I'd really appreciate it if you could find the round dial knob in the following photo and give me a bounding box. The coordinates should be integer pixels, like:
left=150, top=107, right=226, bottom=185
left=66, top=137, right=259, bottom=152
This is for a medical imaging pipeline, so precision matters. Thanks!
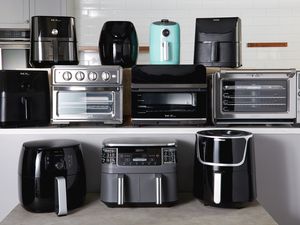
left=75, top=71, right=85, bottom=81
left=55, top=161, right=64, bottom=170
left=101, top=71, right=111, bottom=81
left=88, top=72, right=98, bottom=81
left=62, top=71, right=72, bottom=81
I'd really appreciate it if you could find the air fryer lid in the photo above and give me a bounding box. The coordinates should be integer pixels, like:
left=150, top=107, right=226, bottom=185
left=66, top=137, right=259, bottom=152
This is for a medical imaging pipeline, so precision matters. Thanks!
left=196, top=130, right=252, bottom=166
left=101, top=21, right=136, bottom=39
left=131, top=65, right=206, bottom=84
left=31, top=16, right=76, bottom=39
left=195, top=17, right=240, bottom=42
left=19, top=139, right=84, bottom=178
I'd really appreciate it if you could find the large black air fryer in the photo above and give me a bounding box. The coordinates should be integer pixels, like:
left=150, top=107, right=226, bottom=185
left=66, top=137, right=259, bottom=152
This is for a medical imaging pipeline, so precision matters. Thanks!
left=194, top=130, right=256, bottom=208
left=30, top=16, right=79, bottom=68
left=99, top=21, right=138, bottom=68
left=18, top=140, right=86, bottom=216
left=194, top=17, right=241, bottom=68
left=0, top=70, right=50, bottom=127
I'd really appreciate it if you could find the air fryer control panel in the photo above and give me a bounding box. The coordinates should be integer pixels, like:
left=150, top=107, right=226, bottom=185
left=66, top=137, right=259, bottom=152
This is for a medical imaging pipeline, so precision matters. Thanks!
left=102, top=147, right=176, bottom=166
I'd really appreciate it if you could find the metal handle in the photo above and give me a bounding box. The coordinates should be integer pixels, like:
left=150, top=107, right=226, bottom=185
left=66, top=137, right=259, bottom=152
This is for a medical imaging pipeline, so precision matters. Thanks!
left=21, top=97, right=29, bottom=120
left=162, top=41, right=169, bottom=61
left=117, top=174, right=124, bottom=205
left=155, top=174, right=162, bottom=205
left=211, top=42, right=219, bottom=62
left=55, top=176, right=68, bottom=216
left=213, top=172, right=222, bottom=204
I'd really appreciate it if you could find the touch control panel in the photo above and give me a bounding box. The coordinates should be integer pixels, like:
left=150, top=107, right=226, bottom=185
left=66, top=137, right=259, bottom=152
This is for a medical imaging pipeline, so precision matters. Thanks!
left=102, top=147, right=176, bottom=166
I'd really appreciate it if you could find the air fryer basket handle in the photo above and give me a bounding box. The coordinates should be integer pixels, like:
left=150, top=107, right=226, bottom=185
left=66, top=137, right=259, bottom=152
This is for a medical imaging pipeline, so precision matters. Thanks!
left=162, top=41, right=169, bottom=61
left=55, top=176, right=68, bottom=216
left=117, top=174, right=124, bottom=205
left=211, top=42, right=220, bottom=62
left=213, top=172, right=222, bottom=204
left=155, top=174, right=162, bottom=205
left=21, top=97, right=30, bottom=121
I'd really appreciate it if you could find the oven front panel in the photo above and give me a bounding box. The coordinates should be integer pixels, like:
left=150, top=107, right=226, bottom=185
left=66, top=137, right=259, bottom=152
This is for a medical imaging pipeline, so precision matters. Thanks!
left=214, top=72, right=296, bottom=122
left=132, top=89, right=206, bottom=119
left=52, top=87, right=122, bottom=124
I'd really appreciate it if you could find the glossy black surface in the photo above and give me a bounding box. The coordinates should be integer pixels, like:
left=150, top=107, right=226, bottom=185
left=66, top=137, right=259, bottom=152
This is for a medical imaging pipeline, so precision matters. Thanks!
left=131, top=65, right=207, bottom=123
left=18, top=139, right=86, bottom=212
left=30, top=16, right=79, bottom=68
left=194, top=130, right=256, bottom=208
left=99, top=21, right=138, bottom=68
left=0, top=70, right=50, bottom=127
left=194, top=17, right=241, bottom=67
left=132, top=65, right=206, bottom=84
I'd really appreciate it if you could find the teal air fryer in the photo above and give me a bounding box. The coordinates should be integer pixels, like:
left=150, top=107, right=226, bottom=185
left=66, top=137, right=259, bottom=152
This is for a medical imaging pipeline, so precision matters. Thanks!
left=150, top=19, right=180, bottom=64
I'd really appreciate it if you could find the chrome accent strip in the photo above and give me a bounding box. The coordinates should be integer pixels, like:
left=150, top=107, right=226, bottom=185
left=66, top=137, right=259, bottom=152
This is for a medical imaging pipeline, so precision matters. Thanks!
left=155, top=174, right=162, bottom=205
left=55, top=177, right=68, bottom=216
left=213, top=173, right=221, bottom=204
left=117, top=174, right=124, bottom=205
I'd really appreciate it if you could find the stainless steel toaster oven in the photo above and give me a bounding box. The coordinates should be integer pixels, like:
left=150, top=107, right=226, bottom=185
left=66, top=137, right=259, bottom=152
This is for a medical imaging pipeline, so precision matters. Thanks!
left=51, top=65, right=123, bottom=125
left=212, top=69, right=297, bottom=124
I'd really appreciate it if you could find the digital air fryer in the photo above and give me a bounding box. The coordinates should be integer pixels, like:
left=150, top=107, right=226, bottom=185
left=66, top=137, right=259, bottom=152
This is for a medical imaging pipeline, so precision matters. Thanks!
left=0, top=70, right=50, bottom=127
left=149, top=19, right=180, bottom=64
left=99, top=21, right=138, bottom=68
left=18, top=140, right=86, bottom=216
left=194, top=130, right=256, bottom=208
left=30, top=16, right=79, bottom=68
left=101, top=138, right=177, bottom=207
left=194, top=17, right=241, bottom=68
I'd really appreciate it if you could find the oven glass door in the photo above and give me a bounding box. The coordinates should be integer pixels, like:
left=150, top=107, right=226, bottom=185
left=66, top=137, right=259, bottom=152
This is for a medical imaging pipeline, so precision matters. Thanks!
left=55, top=91, right=116, bottom=119
left=132, top=90, right=206, bottom=118
left=221, top=80, right=288, bottom=112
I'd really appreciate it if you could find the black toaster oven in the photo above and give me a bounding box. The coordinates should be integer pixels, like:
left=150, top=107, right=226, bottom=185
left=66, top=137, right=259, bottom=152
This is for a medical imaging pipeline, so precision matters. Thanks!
left=131, top=65, right=207, bottom=125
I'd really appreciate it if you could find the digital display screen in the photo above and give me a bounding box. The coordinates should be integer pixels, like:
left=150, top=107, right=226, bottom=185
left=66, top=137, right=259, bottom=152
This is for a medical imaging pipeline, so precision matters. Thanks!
left=117, top=147, right=162, bottom=166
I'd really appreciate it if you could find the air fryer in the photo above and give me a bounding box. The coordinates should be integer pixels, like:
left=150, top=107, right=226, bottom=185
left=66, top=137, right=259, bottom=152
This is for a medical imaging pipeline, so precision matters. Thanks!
left=0, top=70, right=50, bottom=127
left=194, top=130, right=256, bottom=208
left=98, top=21, right=138, bottom=68
left=30, top=16, right=79, bottom=68
left=18, top=140, right=86, bottom=216
left=194, top=17, right=241, bottom=68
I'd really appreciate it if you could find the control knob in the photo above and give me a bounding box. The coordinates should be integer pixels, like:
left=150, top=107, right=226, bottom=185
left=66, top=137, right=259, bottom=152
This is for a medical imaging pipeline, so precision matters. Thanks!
left=88, top=72, right=98, bottom=81
left=101, top=71, right=111, bottom=81
left=75, top=71, right=85, bottom=81
left=62, top=71, right=72, bottom=81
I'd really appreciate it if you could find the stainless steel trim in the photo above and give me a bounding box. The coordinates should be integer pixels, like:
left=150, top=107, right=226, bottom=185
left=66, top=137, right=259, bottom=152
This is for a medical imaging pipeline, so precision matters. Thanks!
left=219, top=69, right=296, bottom=75
left=213, top=173, right=221, bottom=204
left=213, top=70, right=297, bottom=122
left=117, top=174, right=124, bottom=205
left=0, top=42, right=30, bottom=49
left=55, top=176, right=68, bottom=216
left=105, top=143, right=176, bottom=147
left=155, top=174, right=162, bottom=205
left=196, top=134, right=251, bottom=167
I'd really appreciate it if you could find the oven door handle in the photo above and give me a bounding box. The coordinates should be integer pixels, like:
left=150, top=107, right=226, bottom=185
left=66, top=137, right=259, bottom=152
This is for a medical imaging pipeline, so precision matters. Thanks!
left=52, top=86, right=120, bottom=92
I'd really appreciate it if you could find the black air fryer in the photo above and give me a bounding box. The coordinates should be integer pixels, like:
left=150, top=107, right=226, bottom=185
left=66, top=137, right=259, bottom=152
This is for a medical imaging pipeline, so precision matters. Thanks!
left=194, top=130, right=256, bottom=208
left=18, top=140, right=86, bottom=216
left=0, top=70, right=50, bottom=127
left=194, top=17, right=241, bottom=68
left=99, top=21, right=138, bottom=68
left=30, top=16, right=79, bottom=68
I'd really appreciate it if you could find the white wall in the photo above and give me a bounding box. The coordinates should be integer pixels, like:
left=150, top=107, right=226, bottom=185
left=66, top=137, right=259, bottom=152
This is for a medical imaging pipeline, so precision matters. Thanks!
left=75, top=0, right=300, bottom=68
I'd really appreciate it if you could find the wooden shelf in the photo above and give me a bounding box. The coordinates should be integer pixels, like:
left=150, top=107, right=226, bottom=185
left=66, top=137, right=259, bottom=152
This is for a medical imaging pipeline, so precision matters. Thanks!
left=247, top=42, right=288, bottom=48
